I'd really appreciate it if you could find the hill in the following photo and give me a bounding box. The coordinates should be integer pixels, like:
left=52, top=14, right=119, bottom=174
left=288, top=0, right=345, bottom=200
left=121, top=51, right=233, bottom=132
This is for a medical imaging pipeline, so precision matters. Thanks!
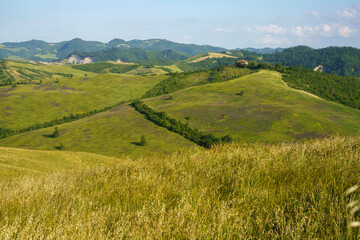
left=262, top=46, right=360, bottom=77
left=1, top=135, right=359, bottom=238
left=0, top=61, right=166, bottom=130
left=145, top=70, right=360, bottom=142
left=0, top=104, right=197, bottom=157
left=0, top=38, right=226, bottom=62
left=108, top=38, right=226, bottom=56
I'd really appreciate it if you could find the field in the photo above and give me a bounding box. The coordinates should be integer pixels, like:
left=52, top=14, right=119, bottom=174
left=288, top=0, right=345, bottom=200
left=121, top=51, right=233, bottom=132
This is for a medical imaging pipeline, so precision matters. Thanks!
left=0, top=147, right=118, bottom=179
left=145, top=70, right=360, bottom=142
left=1, top=136, right=359, bottom=238
left=0, top=62, right=167, bottom=130
left=0, top=104, right=197, bottom=157
left=188, top=52, right=237, bottom=63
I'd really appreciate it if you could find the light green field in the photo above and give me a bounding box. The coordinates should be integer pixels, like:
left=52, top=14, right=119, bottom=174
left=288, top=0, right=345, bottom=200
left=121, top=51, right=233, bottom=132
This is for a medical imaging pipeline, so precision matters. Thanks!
left=145, top=70, right=360, bottom=142
left=1, top=136, right=359, bottom=238
left=0, top=70, right=166, bottom=130
left=0, top=104, right=197, bottom=157
left=34, top=53, right=58, bottom=60
left=0, top=147, right=118, bottom=179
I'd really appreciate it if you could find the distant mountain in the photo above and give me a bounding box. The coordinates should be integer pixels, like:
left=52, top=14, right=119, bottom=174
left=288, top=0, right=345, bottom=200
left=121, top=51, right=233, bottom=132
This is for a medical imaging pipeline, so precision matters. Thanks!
left=242, top=47, right=284, bottom=54
left=262, top=46, right=360, bottom=77
left=0, top=38, right=226, bottom=62
left=72, top=48, right=188, bottom=64
left=111, top=39, right=227, bottom=56
left=54, top=38, right=107, bottom=59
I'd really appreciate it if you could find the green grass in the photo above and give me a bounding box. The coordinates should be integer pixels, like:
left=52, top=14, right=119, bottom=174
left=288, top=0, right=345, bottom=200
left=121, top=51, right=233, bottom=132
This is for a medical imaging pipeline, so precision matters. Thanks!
left=0, top=70, right=166, bottom=130
left=0, top=104, right=197, bottom=157
left=1, top=135, right=359, bottom=238
left=145, top=70, right=360, bottom=142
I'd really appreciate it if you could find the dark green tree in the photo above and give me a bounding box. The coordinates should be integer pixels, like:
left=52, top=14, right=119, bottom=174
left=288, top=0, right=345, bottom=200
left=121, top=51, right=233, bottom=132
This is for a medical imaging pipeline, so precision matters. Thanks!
left=52, top=127, right=60, bottom=138
left=139, top=135, right=147, bottom=146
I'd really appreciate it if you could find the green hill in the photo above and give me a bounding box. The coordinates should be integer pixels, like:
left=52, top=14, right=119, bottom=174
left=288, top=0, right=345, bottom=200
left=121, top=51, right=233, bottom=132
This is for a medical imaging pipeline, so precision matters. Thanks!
left=0, top=61, right=166, bottom=130
left=1, top=135, right=359, bottom=238
left=0, top=104, right=197, bottom=157
left=263, top=46, right=360, bottom=77
left=145, top=70, right=360, bottom=142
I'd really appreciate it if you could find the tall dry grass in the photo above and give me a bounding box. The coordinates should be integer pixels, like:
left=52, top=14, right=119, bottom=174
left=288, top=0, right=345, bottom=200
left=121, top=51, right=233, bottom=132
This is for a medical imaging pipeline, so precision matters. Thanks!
left=1, top=136, right=360, bottom=239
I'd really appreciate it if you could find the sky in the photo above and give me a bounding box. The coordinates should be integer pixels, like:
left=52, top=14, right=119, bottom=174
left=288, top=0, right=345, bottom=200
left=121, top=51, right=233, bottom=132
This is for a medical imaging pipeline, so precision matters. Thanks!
left=1, top=0, right=360, bottom=49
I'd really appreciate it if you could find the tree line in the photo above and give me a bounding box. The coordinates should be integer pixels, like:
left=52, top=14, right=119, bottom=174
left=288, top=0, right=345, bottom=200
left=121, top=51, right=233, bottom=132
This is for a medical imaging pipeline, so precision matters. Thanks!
left=131, top=100, right=232, bottom=148
left=0, top=101, right=126, bottom=139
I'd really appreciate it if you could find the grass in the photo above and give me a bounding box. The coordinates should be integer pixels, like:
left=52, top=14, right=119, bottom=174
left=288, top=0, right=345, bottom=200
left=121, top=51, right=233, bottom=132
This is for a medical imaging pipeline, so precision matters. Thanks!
left=0, top=135, right=359, bottom=238
left=0, top=147, right=118, bottom=179
left=145, top=70, right=360, bottom=142
left=189, top=52, right=237, bottom=63
left=0, top=68, right=166, bottom=130
left=0, top=104, right=197, bottom=157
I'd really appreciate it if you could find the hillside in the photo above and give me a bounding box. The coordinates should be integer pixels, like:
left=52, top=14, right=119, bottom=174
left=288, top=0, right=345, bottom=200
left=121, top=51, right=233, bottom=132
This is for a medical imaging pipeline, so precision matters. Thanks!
left=0, top=147, right=118, bottom=179
left=145, top=70, right=360, bottom=142
left=0, top=104, right=197, bottom=157
left=0, top=61, right=167, bottom=130
left=1, top=136, right=359, bottom=238
left=0, top=38, right=226, bottom=61
left=263, top=46, right=360, bottom=77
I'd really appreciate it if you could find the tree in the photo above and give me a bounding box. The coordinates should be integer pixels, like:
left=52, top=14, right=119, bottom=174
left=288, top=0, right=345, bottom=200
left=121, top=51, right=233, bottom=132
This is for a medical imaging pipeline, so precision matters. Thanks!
left=139, top=135, right=147, bottom=146
left=52, top=127, right=60, bottom=138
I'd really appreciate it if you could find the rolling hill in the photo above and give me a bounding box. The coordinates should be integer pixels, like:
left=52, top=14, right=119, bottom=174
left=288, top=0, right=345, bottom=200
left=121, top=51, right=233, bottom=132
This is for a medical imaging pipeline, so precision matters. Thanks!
left=0, top=104, right=197, bottom=157
left=0, top=61, right=167, bottom=130
left=145, top=70, right=360, bottom=142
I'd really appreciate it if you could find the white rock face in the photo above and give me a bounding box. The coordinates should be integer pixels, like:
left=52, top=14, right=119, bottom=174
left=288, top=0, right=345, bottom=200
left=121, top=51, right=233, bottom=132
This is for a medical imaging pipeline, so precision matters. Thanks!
left=64, top=55, right=95, bottom=64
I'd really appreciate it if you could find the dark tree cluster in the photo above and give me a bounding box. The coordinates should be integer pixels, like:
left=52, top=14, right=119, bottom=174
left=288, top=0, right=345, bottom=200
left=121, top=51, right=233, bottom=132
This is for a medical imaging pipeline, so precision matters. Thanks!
left=131, top=100, right=232, bottom=149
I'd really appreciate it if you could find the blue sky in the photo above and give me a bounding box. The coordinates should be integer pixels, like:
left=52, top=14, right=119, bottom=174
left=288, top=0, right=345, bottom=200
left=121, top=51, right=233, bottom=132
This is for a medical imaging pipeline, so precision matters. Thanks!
left=1, top=0, right=360, bottom=48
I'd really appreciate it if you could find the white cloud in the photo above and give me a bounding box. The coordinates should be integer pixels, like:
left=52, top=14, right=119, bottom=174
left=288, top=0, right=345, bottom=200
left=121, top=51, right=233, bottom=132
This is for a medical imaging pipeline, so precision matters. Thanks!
left=291, top=26, right=313, bottom=37
left=337, top=8, right=358, bottom=18
left=181, top=35, right=191, bottom=39
left=250, top=24, right=286, bottom=34
left=213, top=27, right=234, bottom=33
left=338, top=26, right=355, bottom=37
left=257, top=34, right=288, bottom=45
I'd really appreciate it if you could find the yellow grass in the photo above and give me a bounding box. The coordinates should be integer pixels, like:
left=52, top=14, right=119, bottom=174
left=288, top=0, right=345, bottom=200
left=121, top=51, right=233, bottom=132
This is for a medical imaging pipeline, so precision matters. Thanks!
left=190, top=52, right=237, bottom=63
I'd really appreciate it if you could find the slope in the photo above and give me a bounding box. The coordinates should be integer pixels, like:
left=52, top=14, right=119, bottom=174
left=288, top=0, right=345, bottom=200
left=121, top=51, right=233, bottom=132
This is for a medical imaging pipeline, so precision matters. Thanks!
left=0, top=61, right=167, bottom=130
left=0, top=147, right=118, bottom=179
left=1, top=136, right=359, bottom=238
left=0, top=104, right=197, bottom=157
left=145, top=70, right=360, bottom=142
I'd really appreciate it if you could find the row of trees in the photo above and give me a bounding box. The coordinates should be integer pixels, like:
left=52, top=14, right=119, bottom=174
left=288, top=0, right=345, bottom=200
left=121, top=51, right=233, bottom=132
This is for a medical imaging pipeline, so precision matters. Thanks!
left=0, top=101, right=126, bottom=139
left=131, top=100, right=232, bottom=148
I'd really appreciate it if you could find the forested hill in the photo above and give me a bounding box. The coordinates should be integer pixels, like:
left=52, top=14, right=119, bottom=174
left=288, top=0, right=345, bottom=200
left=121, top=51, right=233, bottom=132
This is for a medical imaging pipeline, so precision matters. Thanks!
left=262, top=46, right=360, bottom=77
left=73, top=48, right=188, bottom=64
left=0, top=38, right=225, bottom=62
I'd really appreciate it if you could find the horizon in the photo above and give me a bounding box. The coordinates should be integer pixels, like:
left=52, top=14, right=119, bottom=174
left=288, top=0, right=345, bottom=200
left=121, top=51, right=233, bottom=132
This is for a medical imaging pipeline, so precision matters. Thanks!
left=1, top=0, right=360, bottom=49
left=1, top=37, right=359, bottom=50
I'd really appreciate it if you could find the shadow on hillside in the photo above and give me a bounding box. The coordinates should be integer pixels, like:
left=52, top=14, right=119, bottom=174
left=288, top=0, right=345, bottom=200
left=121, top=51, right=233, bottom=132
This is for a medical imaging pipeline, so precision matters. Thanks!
left=42, top=134, right=54, bottom=138
left=130, top=141, right=141, bottom=146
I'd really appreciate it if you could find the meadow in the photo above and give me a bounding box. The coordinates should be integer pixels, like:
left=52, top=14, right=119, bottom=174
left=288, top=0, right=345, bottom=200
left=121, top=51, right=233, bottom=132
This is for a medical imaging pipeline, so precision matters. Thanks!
left=0, top=104, right=197, bottom=157
left=146, top=70, right=360, bottom=142
left=1, top=136, right=359, bottom=238
left=0, top=62, right=166, bottom=130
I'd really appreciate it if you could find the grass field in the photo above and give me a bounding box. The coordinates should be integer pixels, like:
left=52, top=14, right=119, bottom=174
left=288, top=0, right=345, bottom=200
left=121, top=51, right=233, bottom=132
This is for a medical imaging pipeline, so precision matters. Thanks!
left=0, top=69, right=167, bottom=130
left=189, top=52, right=237, bottom=63
left=0, top=104, right=197, bottom=157
left=145, top=70, right=360, bottom=142
left=0, top=147, right=118, bottom=179
left=1, top=135, right=359, bottom=238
